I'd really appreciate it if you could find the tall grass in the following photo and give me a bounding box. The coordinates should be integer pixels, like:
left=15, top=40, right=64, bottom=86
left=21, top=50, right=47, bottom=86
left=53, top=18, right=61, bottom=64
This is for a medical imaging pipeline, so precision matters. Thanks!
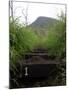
left=10, top=13, right=66, bottom=65
left=41, top=13, right=66, bottom=58
left=10, top=18, right=39, bottom=65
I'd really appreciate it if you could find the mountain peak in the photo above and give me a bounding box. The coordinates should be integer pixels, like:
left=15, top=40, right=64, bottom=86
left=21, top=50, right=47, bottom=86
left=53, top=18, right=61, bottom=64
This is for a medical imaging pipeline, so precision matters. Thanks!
left=30, top=16, right=57, bottom=28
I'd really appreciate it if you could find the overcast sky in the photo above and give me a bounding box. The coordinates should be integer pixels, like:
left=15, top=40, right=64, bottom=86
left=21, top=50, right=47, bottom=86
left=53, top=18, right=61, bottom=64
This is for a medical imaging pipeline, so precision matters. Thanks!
left=11, top=0, right=66, bottom=24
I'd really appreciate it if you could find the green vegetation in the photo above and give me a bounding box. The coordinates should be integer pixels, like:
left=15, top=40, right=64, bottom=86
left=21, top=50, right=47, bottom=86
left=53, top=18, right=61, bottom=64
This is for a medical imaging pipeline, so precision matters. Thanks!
left=10, top=13, right=66, bottom=64
left=10, top=18, right=40, bottom=65
left=42, top=14, right=66, bottom=58
left=10, top=12, right=66, bottom=88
